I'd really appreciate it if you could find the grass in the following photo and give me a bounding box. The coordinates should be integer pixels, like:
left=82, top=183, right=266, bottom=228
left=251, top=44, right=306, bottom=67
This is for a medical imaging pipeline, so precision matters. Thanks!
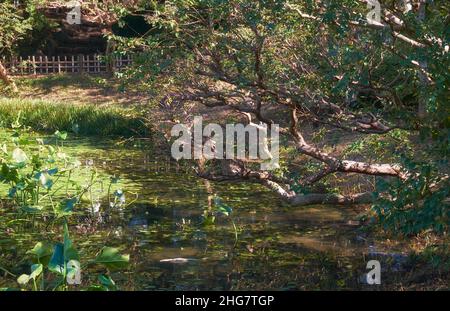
left=0, top=97, right=150, bottom=137
left=2, top=74, right=152, bottom=106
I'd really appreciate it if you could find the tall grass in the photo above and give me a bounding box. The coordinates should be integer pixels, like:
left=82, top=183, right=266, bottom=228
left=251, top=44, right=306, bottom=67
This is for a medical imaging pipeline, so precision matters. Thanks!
left=0, top=98, right=150, bottom=137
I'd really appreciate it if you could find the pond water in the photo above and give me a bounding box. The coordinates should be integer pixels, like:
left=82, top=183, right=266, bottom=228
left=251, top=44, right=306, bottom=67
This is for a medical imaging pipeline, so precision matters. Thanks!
left=0, top=133, right=408, bottom=290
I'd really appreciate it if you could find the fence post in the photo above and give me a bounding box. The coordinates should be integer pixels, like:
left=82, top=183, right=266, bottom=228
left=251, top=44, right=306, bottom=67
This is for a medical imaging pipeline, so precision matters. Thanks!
left=78, top=54, right=84, bottom=74
left=19, top=56, right=23, bottom=75
left=11, top=56, right=17, bottom=74
left=39, top=56, right=43, bottom=74
left=32, top=56, right=36, bottom=75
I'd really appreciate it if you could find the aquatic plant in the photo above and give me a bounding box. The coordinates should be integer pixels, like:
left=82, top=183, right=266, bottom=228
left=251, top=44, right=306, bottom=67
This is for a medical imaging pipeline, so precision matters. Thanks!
left=18, top=222, right=129, bottom=291
left=0, top=125, right=130, bottom=290
left=202, top=196, right=239, bottom=244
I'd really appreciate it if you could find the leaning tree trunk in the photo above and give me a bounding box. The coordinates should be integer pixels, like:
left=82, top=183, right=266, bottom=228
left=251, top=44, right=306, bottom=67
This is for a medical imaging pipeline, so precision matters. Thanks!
left=0, top=60, right=18, bottom=92
left=261, top=180, right=374, bottom=206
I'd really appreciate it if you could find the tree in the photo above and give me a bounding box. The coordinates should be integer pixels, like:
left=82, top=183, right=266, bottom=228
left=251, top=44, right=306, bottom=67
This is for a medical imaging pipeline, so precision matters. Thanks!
left=113, top=0, right=449, bottom=233
left=0, top=1, right=34, bottom=91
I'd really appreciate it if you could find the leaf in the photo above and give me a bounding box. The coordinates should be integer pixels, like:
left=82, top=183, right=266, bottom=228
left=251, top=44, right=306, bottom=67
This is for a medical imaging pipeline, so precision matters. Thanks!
left=27, top=241, right=53, bottom=265
left=12, top=148, right=28, bottom=164
left=7, top=187, right=16, bottom=198
left=17, top=274, right=30, bottom=285
left=48, top=243, right=64, bottom=274
left=29, top=264, right=43, bottom=279
left=47, top=168, right=58, bottom=176
left=98, top=274, right=116, bottom=290
left=48, top=225, right=79, bottom=275
left=202, top=214, right=215, bottom=226
left=63, top=222, right=79, bottom=261
left=17, top=264, right=42, bottom=285
left=56, top=197, right=77, bottom=217
left=214, top=197, right=232, bottom=216
left=35, top=172, right=52, bottom=189
left=21, top=205, right=44, bottom=214
left=94, top=247, right=129, bottom=270
left=54, top=131, right=68, bottom=140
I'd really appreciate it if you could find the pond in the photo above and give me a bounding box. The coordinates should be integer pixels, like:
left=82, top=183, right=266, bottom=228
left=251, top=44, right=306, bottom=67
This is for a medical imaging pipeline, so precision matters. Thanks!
left=0, top=132, right=408, bottom=290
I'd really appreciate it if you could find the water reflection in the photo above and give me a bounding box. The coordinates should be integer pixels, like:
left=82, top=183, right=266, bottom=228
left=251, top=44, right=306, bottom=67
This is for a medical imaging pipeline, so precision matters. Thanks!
left=0, top=137, right=410, bottom=290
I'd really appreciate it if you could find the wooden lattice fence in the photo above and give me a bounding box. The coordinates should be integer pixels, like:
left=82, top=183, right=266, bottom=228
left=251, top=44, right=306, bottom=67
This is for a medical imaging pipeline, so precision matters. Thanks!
left=1, top=54, right=133, bottom=75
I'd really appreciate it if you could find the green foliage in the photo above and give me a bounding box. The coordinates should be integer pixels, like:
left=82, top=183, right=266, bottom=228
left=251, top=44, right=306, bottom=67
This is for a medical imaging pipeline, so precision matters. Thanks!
left=373, top=159, right=449, bottom=235
left=94, top=247, right=130, bottom=270
left=108, top=0, right=449, bottom=236
left=201, top=196, right=239, bottom=243
left=18, top=231, right=130, bottom=290
left=27, top=241, right=53, bottom=266
left=0, top=2, right=33, bottom=54
left=0, top=126, right=130, bottom=290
